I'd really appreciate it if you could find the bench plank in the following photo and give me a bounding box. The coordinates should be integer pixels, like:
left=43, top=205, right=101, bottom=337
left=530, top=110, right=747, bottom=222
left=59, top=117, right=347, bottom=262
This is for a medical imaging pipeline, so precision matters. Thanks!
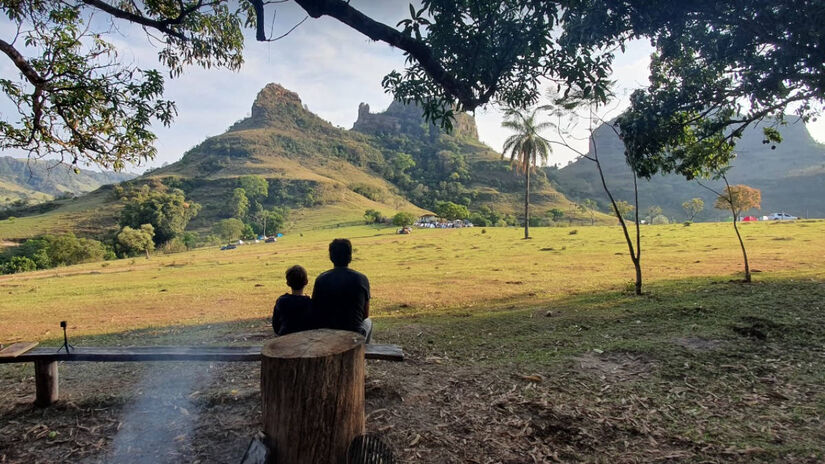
left=0, top=344, right=404, bottom=363
left=0, top=342, right=38, bottom=358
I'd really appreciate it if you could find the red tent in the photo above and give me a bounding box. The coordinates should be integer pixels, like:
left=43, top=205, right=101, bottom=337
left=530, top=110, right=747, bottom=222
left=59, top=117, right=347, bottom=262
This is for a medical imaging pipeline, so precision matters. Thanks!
left=742, top=216, right=758, bottom=222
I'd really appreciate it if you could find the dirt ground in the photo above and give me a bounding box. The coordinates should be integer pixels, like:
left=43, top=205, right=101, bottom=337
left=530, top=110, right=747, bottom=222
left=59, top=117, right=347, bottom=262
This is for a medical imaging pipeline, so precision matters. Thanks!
left=3, top=339, right=820, bottom=464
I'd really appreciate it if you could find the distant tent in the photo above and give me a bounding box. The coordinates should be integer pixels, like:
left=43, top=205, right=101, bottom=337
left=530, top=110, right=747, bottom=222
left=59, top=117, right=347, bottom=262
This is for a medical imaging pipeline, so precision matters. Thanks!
left=742, top=216, right=758, bottom=222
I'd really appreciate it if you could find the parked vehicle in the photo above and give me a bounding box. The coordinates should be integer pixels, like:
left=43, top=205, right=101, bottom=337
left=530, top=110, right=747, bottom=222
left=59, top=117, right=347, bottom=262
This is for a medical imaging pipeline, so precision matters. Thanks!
left=265, top=236, right=277, bottom=243
left=220, top=244, right=237, bottom=250
left=766, top=212, right=797, bottom=221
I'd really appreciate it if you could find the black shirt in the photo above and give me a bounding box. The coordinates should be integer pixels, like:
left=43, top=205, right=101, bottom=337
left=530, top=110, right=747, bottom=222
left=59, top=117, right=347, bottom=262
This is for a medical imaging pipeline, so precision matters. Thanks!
left=311, top=267, right=370, bottom=333
left=272, top=293, right=312, bottom=336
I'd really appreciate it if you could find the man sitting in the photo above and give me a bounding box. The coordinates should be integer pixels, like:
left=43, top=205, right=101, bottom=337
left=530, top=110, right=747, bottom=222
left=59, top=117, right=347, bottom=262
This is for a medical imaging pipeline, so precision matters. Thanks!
left=311, top=238, right=373, bottom=342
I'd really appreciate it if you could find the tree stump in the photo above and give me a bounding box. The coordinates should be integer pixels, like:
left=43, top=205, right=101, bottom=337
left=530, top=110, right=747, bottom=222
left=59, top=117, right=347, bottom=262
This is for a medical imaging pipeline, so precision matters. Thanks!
left=261, top=329, right=365, bottom=464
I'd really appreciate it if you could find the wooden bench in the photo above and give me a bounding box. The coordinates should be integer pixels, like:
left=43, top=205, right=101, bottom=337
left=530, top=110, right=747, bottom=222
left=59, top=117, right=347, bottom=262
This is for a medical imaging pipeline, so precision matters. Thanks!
left=0, top=344, right=404, bottom=407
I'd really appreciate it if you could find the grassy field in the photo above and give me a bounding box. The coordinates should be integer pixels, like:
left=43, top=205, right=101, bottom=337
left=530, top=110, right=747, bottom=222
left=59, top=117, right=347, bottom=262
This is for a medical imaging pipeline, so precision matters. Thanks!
left=1, top=220, right=823, bottom=342
left=1, top=220, right=824, bottom=462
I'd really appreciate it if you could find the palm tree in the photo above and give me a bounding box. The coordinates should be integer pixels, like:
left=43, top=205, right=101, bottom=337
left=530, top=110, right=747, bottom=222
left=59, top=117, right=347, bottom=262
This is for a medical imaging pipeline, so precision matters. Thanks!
left=501, top=107, right=552, bottom=239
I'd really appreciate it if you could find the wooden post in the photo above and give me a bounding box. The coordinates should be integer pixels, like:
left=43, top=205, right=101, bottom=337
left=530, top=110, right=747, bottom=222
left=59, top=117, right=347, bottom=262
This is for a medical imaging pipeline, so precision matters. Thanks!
left=261, top=329, right=365, bottom=464
left=34, top=360, right=58, bottom=407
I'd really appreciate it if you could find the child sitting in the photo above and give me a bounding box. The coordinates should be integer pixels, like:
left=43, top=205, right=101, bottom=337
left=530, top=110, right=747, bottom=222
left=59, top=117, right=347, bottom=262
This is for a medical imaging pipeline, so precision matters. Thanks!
left=272, top=265, right=313, bottom=336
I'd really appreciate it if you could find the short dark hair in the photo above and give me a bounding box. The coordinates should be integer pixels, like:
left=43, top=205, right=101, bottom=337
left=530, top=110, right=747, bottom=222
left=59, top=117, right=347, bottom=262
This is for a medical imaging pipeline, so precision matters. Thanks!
left=329, top=238, right=352, bottom=267
left=285, top=265, right=308, bottom=290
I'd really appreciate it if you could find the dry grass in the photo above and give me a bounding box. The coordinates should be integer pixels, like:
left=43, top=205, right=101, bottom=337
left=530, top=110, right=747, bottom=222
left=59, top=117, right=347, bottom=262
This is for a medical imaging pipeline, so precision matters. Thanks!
left=1, top=220, right=823, bottom=344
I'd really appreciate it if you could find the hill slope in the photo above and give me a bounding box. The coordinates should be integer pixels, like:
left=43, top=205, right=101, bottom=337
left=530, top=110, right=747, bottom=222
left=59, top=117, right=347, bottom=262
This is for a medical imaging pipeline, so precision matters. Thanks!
left=549, top=119, right=825, bottom=220
left=0, top=157, right=135, bottom=208
left=352, top=100, right=607, bottom=224
left=1, top=83, right=611, bottom=242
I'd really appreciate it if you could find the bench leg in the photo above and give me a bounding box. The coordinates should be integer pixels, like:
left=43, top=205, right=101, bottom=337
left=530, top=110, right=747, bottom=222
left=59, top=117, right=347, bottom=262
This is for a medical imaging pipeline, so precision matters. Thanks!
left=34, top=360, right=58, bottom=407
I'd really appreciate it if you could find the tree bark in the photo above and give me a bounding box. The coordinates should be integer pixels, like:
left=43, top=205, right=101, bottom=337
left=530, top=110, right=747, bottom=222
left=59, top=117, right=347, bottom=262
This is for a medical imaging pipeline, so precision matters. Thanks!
left=261, top=329, right=365, bottom=464
left=34, top=360, right=58, bottom=407
left=732, top=215, right=750, bottom=282
left=524, top=168, right=530, bottom=239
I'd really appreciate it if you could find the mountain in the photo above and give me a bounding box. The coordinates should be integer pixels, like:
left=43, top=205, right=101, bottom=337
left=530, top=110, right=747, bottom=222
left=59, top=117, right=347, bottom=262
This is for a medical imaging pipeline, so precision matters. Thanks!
left=1, top=83, right=611, bottom=242
left=351, top=100, right=594, bottom=223
left=0, top=157, right=136, bottom=208
left=549, top=119, right=825, bottom=220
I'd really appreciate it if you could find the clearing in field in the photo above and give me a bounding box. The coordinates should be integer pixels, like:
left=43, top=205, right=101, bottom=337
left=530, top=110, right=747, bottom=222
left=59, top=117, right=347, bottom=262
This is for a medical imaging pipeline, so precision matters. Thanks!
left=1, top=221, right=824, bottom=462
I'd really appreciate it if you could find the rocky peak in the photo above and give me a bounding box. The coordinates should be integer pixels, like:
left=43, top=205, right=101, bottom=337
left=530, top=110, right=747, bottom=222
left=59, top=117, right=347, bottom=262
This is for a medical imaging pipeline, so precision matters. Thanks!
left=229, top=83, right=320, bottom=132
left=352, top=100, right=479, bottom=140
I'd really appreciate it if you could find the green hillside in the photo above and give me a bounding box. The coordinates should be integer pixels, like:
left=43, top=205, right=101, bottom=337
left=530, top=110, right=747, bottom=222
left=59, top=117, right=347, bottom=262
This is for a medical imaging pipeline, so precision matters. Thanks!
left=549, top=118, right=825, bottom=220
left=352, top=100, right=602, bottom=223
left=0, top=157, right=135, bottom=209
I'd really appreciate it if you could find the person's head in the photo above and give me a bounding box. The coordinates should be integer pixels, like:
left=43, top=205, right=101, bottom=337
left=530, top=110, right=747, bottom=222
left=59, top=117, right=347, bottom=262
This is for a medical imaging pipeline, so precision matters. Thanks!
left=285, top=265, right=308, bottom=291
left=329, top=238, right=352, bottom=267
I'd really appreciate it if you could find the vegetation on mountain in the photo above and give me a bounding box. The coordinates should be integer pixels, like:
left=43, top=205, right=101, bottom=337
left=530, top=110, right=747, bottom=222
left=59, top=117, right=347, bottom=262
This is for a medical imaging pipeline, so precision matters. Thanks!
left=117, top=184, right=201, bottom=245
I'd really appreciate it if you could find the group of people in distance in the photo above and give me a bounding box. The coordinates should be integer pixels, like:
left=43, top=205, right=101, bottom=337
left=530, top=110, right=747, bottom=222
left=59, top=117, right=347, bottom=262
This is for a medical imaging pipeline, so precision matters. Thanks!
left=272, top=238, right=373, bottom=342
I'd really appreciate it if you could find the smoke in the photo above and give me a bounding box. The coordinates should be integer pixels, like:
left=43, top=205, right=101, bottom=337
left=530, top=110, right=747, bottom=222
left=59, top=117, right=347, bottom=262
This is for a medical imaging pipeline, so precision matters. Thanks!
left=101, top=362, right=203, bottom=463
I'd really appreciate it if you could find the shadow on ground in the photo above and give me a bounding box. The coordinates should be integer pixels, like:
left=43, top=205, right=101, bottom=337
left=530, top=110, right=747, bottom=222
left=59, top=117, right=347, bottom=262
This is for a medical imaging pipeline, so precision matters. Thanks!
left=2, top=275, right=824, bottom=463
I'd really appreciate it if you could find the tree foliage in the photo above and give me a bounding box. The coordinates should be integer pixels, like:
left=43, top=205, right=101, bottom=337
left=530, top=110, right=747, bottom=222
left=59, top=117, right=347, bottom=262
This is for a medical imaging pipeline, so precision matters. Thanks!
left=0, top=0, right=616, bottom=168
left=119, top=185, right=201, bottom=244
left=364, top=209, right=384, bottom=224
left=566, top=0, right=825, bottom=179
left=392, top=212, right=417, bottom=227
left=239, top=175, right=268, bottom=200
left=714, top=185, right=761, bottom=217
left=434, top=201, right=469, bottom=220
left=682, top=198, right=704, bottom=222
left=213, top=218, right=245, bottom=242
left=612, top=200, right=634, bottom=219
left=228, top=188, right=249, bottom=219
left=117, top=224, right=156, bottom=257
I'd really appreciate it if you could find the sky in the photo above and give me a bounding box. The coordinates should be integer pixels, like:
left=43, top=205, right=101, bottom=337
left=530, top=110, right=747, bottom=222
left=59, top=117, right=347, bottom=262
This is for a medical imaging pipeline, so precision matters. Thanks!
left=1, top=1, right=824, bottom=173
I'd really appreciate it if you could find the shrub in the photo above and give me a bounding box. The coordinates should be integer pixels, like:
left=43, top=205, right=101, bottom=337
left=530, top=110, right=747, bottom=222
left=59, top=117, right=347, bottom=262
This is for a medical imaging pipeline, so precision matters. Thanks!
left=160, top=238, right=188, bottom=254
left=651, top=214, right=671, bottom=225
left=392, top=212, right=417, bottom=227
left=3, top=256, right=36, bottom=274
left=569, top=229, right=578, bottom=235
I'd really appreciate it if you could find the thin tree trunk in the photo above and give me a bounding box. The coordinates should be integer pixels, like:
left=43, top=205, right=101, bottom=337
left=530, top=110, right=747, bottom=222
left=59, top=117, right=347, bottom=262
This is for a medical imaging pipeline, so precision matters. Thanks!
left=524, top=167, right=530, bottom=239
left=722, top=176, right=750, bottom=282
left=592, top=139, right=642, bottom=295
left=632, top=172, right=642, bottom=295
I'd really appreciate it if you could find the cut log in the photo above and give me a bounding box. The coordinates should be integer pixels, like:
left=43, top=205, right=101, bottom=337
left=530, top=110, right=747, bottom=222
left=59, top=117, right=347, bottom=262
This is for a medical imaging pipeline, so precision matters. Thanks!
left=34, top=360, right=58, bottom=407
left=261, top=329, right=365, bottom=464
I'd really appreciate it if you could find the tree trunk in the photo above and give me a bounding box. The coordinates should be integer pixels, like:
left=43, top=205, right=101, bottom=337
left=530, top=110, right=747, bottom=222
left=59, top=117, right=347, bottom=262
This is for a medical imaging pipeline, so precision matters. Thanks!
left=633, top=257, right=642, bottom=295
left=524, top=168, right=530, bottom=239
left=732, top=217, right=751, bottom=282
left=261, top=329, right=365, bottom=464
left=34, top=360, right=58, bottom=407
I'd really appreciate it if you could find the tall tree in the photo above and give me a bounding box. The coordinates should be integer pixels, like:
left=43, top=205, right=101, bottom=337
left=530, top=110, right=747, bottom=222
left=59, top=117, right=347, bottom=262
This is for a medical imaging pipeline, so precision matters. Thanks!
left=0, top=1, right=614, bottom=169
left=706, top=179, right=761, bottom=282
left=501, top=107, right=552, bottom=239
